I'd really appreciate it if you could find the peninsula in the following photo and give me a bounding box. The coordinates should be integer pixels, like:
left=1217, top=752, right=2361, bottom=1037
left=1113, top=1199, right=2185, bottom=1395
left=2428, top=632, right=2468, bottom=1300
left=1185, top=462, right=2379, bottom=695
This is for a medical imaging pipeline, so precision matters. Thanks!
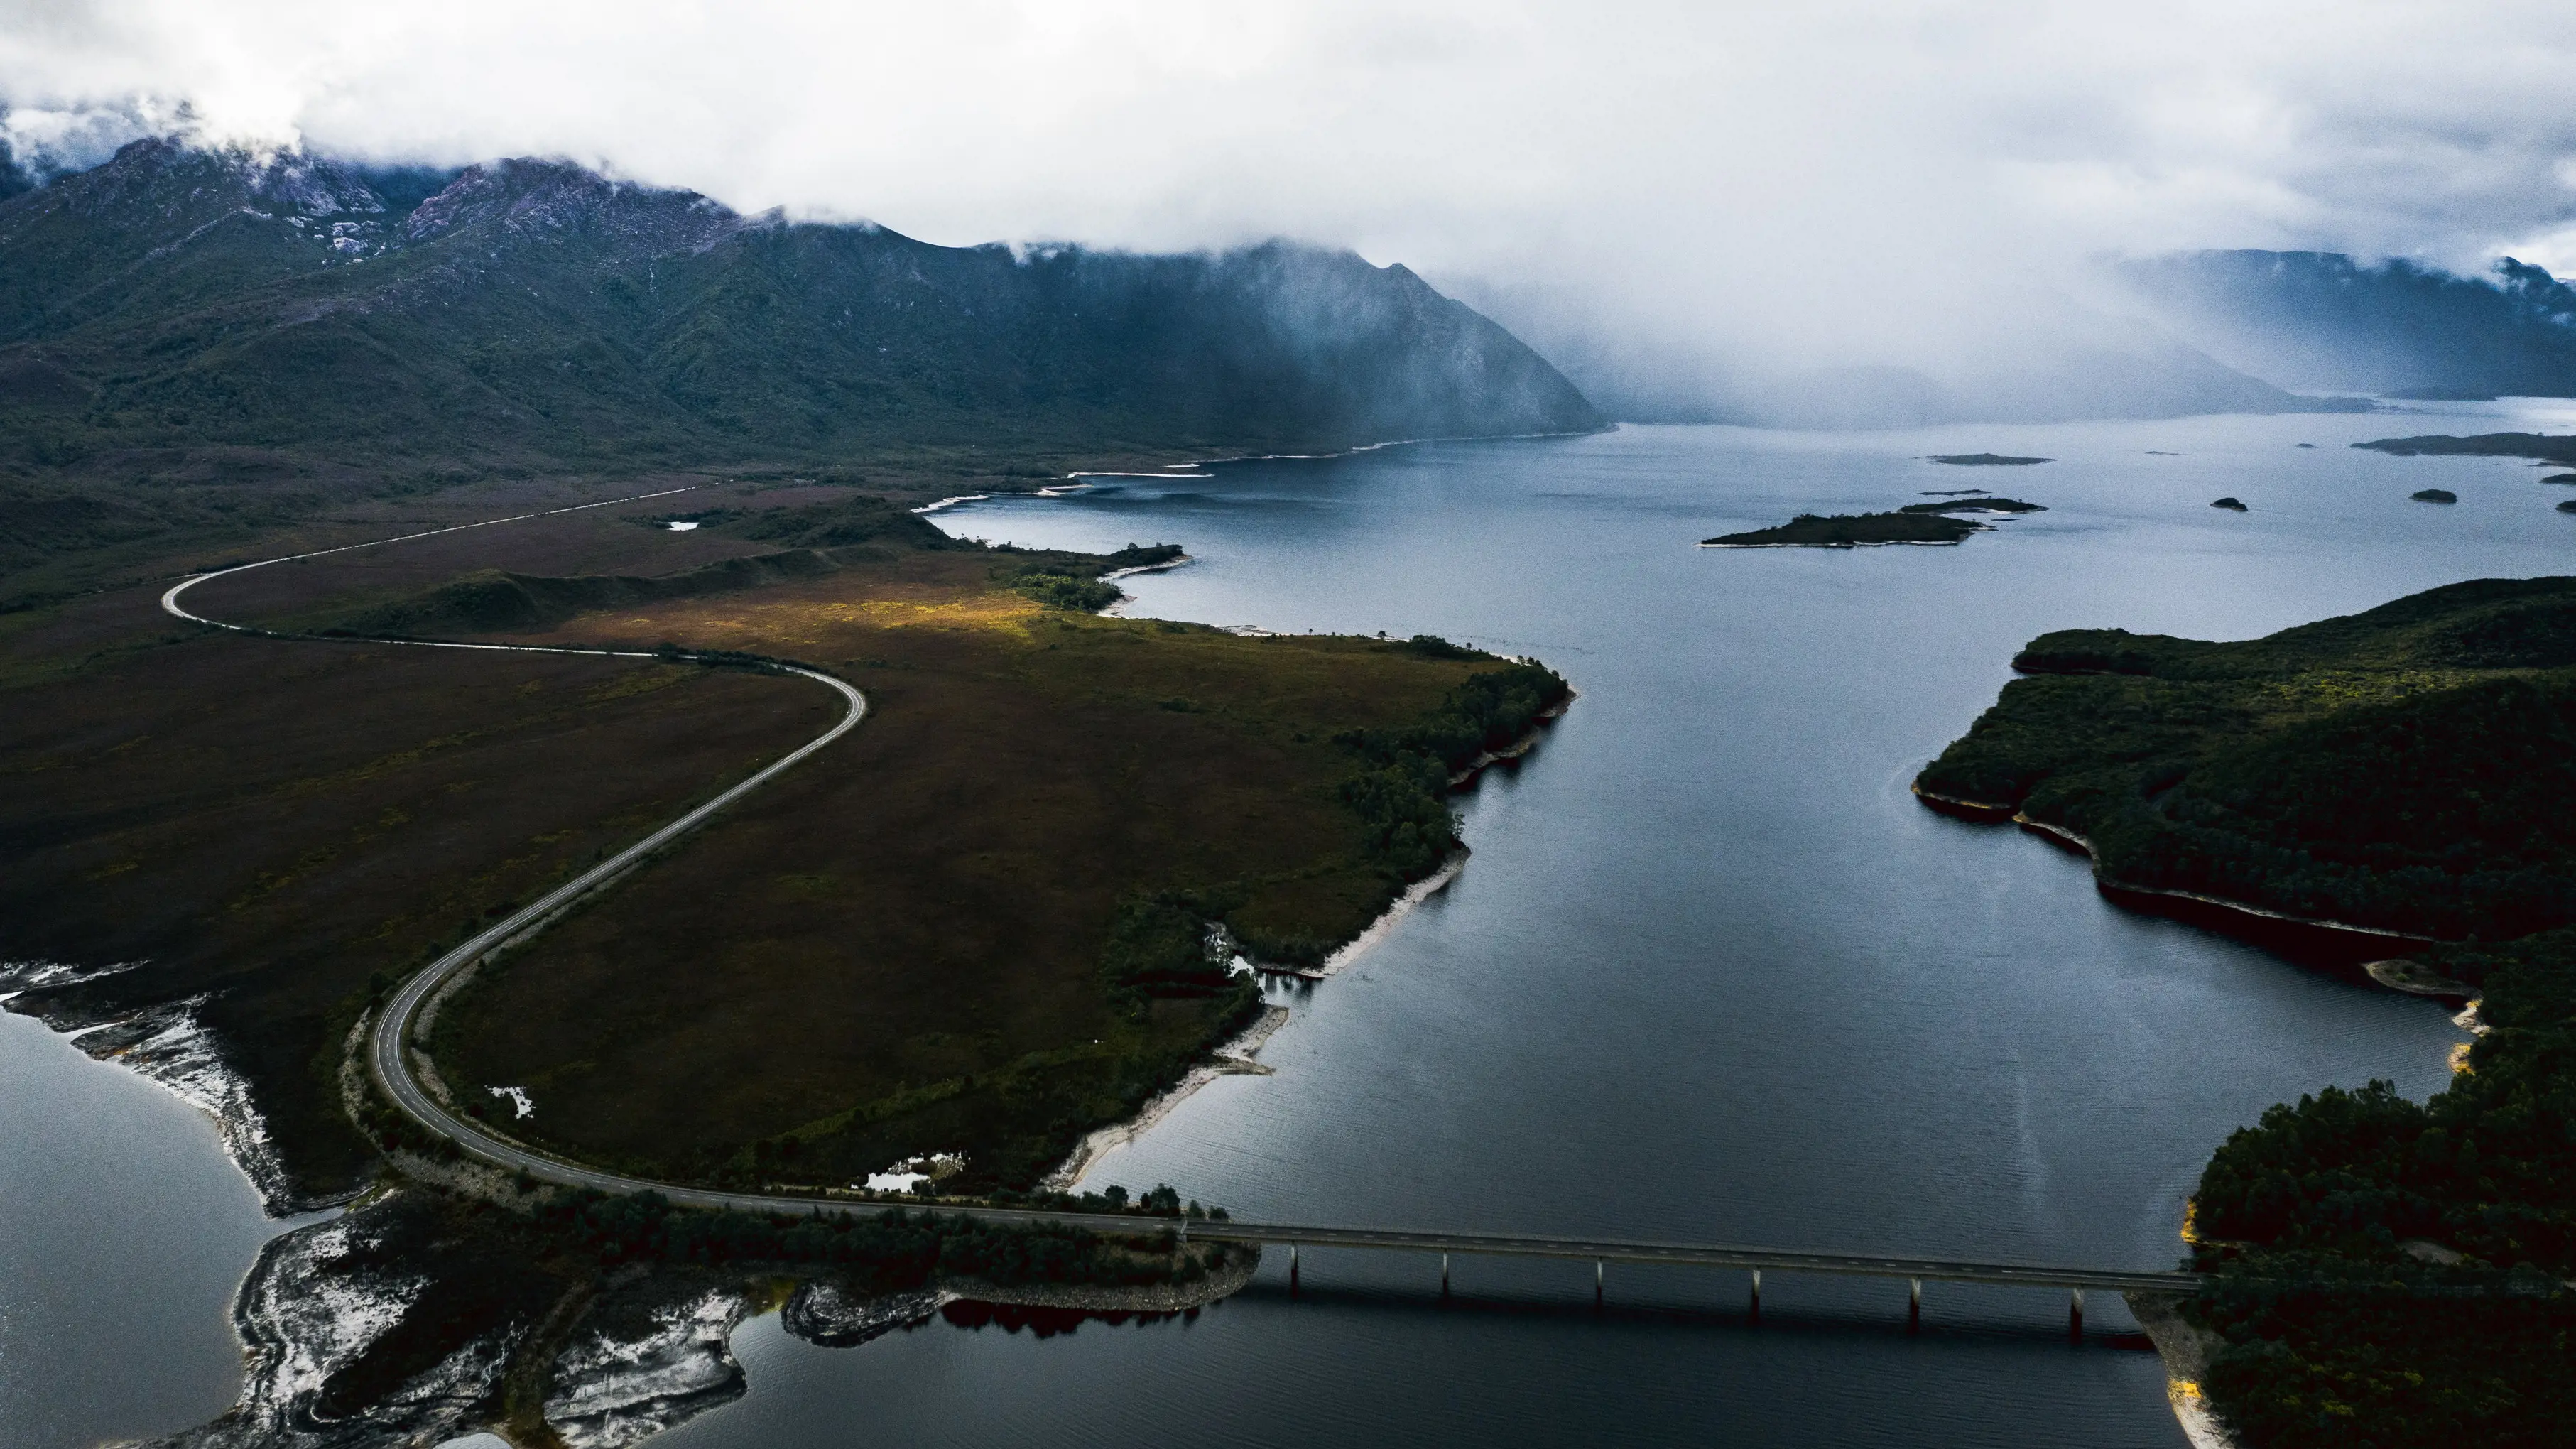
left=1916, top=577, right=2576, bottom=1445
left=1, top=481, right=1570, bottom=1443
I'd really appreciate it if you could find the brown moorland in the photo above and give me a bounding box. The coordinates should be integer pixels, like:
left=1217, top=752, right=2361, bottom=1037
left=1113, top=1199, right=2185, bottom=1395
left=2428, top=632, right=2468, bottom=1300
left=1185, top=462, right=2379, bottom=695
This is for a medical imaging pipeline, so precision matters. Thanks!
left=0, top=612, right=831, bottom=1198
left=423, top=545, right=1528, bottom=1193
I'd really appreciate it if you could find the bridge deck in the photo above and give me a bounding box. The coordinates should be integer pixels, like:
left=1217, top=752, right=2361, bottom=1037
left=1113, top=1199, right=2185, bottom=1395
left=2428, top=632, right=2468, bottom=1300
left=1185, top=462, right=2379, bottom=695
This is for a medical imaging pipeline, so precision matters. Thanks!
left=1187, top=1220, right=2200, bottom=1294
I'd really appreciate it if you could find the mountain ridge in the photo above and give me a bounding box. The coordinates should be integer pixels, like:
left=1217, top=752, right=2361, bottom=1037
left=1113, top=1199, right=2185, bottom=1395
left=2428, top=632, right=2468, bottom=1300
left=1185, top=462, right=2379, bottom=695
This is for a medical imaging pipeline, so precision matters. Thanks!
left=2120, top=249, right=2576, bottom=400
left=0, top=139, right=1603, bottom=492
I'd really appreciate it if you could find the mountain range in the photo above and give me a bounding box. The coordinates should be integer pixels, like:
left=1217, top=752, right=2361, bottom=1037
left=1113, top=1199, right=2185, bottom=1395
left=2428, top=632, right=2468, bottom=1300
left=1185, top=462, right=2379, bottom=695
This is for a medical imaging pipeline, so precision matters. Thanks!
left=0, top=139, right=1602, bottom=493
left=2118, top=250, right=2576, bottom=401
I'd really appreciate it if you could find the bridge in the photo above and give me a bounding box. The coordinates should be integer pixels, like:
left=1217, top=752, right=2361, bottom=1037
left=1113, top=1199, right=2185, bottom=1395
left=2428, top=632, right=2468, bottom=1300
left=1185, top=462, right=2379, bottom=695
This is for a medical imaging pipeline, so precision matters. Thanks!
left=1180, top=1219, right=2195, bottom=1333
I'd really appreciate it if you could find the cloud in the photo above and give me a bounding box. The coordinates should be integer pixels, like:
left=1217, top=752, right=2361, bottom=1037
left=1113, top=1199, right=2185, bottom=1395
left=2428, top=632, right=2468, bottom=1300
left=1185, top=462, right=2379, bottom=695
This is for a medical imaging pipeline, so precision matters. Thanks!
left=5, top=0, right=2576, bottom=391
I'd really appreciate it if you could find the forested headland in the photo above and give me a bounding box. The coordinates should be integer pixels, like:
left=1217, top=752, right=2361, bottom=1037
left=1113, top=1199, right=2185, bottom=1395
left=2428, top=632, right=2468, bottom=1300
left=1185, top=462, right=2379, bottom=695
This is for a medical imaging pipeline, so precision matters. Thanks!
left=1918, top=577, right=2576, bottom=1446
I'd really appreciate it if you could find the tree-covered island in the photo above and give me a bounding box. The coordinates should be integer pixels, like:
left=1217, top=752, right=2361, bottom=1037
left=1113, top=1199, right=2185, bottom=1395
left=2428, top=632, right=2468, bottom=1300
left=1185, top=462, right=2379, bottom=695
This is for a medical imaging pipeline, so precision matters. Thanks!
left=1702, top=497, right=2043, bottom=548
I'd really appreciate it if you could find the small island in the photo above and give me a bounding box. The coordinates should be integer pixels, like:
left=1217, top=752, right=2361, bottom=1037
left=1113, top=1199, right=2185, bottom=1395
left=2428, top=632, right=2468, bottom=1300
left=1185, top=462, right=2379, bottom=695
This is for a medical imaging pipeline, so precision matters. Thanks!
left=2355, top=431, right=2576, bottom=463
left=2211, top=496, right=2249, bottom=511
left=1702, top=511, right=1984, bottom=547
left=1928, top=452, right=2052, bottom=465
left=2412, top=487, right=2459, bottom=503
left=1702, top=496, right=2043, bottom=548
left=1898, top=496, right=2044, bottom=514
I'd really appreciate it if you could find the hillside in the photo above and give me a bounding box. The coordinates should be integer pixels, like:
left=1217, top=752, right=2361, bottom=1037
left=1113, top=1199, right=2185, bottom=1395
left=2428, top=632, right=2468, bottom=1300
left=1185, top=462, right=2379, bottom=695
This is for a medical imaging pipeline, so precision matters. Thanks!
left=0, top=139, right=1600, bottom=585
left=2122, top=250, right=2576, bottom=400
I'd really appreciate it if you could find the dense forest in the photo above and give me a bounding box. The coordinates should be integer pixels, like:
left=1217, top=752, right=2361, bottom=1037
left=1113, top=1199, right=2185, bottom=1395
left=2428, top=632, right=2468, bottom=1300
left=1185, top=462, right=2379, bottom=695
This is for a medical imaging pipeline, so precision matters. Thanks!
left=1918, top=577, right=2576, bottom=1445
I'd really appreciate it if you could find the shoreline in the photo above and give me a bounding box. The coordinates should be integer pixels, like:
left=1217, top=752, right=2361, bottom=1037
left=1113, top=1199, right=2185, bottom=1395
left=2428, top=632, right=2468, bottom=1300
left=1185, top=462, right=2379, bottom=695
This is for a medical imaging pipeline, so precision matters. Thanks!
left=1908, top=791, right=2444, bottom=967
left=2124, top=1292, right=2242, bottom=1449
left=1446, top=691, right=1575, bottom=786
left=1040, top=695, right=1571, bottom=1185
left=1074, top=423, right=1614, bottom=479
left=1041, top=1005, right=1290, bottom=1191
left=1, top=960, right=329, bottom=1217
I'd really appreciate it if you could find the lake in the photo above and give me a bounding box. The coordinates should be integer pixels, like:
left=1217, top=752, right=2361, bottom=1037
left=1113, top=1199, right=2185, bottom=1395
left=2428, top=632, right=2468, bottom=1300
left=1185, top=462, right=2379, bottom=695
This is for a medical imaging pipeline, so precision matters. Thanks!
left=16, top=403, right=2565, bottom=1445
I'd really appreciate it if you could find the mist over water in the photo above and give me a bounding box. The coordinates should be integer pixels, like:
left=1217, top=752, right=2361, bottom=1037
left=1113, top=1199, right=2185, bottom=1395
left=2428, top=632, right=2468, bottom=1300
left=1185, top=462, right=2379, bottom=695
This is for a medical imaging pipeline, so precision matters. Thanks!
left=643, top=408, right=2543, bottom=1445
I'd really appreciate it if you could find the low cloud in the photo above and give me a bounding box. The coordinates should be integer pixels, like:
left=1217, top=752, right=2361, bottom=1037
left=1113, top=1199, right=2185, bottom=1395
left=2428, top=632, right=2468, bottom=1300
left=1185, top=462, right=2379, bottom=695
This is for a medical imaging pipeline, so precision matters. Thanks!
left=6, top=1, right=2576, bottom=404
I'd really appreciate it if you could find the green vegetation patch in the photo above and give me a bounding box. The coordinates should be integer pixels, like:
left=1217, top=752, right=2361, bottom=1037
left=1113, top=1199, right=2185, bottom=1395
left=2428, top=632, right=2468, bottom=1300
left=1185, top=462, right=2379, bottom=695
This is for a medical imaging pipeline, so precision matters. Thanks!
left=2185, top=926, right=2576, bottom=1448
left=994, top=543, right=1185, bottom=613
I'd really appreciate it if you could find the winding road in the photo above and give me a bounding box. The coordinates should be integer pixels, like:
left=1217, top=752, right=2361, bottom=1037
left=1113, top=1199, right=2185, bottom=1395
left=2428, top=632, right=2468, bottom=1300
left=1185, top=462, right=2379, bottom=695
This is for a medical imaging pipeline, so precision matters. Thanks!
left=161, top=492, right=2200, bottom=1308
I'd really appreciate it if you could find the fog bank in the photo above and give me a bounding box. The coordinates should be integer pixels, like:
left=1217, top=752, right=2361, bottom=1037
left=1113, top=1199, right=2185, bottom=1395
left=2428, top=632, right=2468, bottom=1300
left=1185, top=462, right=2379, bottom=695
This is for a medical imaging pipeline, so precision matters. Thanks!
left=6, top=1, right=2575, bottom=421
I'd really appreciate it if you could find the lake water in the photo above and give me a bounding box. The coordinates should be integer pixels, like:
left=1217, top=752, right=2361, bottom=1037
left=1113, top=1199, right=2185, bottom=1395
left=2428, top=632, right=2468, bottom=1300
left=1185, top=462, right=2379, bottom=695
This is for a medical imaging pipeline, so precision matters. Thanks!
left=0, top=1006, right=303, bottom=1446
left=13, top=405, right=2569, bottom=1445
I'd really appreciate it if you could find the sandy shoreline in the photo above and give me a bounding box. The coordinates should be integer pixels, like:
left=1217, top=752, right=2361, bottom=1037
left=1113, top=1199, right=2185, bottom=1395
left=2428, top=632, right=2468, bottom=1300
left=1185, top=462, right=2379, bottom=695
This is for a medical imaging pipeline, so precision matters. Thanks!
left=2124, top=1293, right=2242, bottom=1449
left=1040, top=697, right=1570, bottom=1186
left=1042, top=1005, right=1290, bottom=1190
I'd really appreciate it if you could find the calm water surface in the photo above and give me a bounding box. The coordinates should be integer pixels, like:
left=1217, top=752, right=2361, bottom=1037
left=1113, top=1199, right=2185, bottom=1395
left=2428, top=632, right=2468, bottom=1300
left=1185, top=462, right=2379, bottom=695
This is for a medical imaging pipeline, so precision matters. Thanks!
left=0, top=1007, right=301, bottom=1445
left=658, top=408, right=2536, bottom=1447
left=14, top=406, right=2571, bottom=1446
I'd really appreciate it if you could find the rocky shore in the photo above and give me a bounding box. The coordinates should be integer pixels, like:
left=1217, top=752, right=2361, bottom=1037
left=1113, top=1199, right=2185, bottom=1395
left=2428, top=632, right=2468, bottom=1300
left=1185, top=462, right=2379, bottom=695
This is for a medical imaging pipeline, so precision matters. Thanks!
left=1, top=960, right=320, bottom=1215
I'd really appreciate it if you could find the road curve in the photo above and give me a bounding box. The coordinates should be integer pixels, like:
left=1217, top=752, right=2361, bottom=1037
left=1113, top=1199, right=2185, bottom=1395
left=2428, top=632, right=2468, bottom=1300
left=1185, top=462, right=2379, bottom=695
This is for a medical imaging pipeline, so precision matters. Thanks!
left=161, top=495, right=2200, bottom=1302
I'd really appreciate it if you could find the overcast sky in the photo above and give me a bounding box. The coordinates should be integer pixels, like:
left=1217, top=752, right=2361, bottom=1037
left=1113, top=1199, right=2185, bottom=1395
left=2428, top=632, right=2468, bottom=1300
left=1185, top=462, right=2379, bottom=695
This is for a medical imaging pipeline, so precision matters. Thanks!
left=7, top=0, right=2576, bottom=374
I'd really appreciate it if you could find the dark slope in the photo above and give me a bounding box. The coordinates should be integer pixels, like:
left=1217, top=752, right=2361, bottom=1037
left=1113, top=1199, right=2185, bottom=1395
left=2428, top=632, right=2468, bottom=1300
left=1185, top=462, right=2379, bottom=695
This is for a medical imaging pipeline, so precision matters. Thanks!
left=2124, top=249, right=2576, bottom=399
left=0, top=141, right=1602, bottom=481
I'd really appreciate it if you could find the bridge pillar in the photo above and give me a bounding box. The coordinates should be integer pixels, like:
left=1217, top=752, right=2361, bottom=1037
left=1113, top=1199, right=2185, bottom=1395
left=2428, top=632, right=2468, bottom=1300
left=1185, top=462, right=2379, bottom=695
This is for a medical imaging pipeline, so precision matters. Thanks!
left=1594, top=1259, right=1604, bottom=1308
left=2069, top=1288, right=2083, bottom=1341
left=1290, top=1243, right=1300, bottom=1296
left=1441, top=1252, right=1450, bottom=1298
left=1749, top=1269, right=1761, bottom=1322
left=1908, top=1277, right=1922, bottom=1333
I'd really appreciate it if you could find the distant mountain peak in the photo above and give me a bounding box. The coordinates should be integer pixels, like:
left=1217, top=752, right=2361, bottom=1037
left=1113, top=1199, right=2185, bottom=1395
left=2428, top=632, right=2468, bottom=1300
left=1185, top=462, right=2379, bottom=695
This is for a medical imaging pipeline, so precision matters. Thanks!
left=401, top=157, right=750, bottom=257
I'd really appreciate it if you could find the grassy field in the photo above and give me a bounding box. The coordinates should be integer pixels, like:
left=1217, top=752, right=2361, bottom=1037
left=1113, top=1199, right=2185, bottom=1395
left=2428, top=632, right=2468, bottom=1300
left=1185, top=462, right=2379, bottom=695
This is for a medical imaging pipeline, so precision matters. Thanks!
left=0, top=606, right=830, bottom=1197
